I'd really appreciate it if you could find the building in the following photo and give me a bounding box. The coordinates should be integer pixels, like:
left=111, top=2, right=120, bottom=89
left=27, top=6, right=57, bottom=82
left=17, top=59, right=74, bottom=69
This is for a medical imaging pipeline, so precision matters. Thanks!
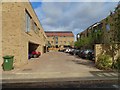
left=45, top=31, right=74, bottom=50
left=76, top=2, right=120, bottom=63
left=77, top=2, right=120, bottom=47
left=1, top=1, right=47, bottom=68
left=76, top=1, right=120, bottom=49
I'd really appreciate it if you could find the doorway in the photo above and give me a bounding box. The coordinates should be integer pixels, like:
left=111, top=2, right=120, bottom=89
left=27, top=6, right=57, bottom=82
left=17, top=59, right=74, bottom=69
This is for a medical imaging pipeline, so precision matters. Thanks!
left=28, top=42, right=39, bottom=59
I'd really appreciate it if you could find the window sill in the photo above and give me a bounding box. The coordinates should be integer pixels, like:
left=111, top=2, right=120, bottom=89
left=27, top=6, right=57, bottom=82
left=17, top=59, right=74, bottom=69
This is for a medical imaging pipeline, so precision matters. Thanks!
left=25, top=32, right=32, bottom=36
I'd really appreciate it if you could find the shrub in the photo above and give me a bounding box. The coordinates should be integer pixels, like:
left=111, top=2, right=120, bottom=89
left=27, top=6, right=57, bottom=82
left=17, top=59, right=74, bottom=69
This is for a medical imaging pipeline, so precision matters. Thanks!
left=96, top=55, right=112, bottom=70
left=113, top=56, right=120, bottom=70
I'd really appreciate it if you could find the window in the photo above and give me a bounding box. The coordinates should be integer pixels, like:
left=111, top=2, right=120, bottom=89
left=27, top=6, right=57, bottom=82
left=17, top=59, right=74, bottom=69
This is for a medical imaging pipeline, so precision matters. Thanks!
left=33, top=23, right=39, bottom=34
left=36, top=27, right=39, bottom=34
left=56, top=41, right=58, bottom=44
left=106, top=24, right=110, bottom=31
left=25, top=11, right=31, bottom=32
left=34, top=23, right=37, bottom=31
left=55, top=36, right=58, bottom=44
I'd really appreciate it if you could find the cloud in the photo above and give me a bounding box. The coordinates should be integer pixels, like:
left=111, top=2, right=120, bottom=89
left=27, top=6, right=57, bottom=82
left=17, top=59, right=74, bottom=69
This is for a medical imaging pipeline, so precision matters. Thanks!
left=33, top=2, right=118, bottom=40
left=29, top=0, right=120, bottom=2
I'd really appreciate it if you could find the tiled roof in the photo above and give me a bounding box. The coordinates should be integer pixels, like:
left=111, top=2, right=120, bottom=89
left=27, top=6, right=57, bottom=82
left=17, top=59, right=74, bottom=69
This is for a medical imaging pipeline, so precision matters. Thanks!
left=45, top=31, right=74, bottom=37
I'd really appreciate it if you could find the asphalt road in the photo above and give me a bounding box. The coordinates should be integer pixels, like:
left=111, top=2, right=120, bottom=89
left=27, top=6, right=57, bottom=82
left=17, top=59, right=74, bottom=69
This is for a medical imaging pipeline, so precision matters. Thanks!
left=2, top=79, right=119, bottom=89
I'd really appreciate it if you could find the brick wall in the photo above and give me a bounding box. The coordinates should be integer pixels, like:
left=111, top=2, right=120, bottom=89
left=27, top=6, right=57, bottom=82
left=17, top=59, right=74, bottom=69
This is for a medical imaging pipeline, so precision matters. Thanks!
left=2, top=2, right=47, bottom=68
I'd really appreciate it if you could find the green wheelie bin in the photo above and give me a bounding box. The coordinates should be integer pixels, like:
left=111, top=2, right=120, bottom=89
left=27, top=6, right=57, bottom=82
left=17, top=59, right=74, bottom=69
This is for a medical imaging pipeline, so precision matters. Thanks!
left=3, top=55, right=14, bottom=71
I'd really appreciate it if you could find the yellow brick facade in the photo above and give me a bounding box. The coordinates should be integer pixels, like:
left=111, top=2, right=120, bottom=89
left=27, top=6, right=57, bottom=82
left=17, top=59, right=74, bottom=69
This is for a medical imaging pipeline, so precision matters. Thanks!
left=46, top=31, right=74, bottom=51
left=2, top=2, right=47, bottom=68
left=48, top=36, right=74, bottom=47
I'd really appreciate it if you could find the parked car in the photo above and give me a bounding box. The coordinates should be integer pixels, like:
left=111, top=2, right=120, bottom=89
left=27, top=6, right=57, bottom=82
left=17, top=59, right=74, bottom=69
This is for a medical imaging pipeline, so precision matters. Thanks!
left=29, top=51, right=41, bottom=58
left=78, top=50, right=84, bottom=57
left=74, top=49, right=80, bottom=55
left=69, top=48, right=74, bottom=54
left=78, top=49, right=94, bottom=60
left=65, top=48, right=71, bottom=53
left=70, top=49, right=80, bottom=55
left=87, top=50, right=95, bottom=60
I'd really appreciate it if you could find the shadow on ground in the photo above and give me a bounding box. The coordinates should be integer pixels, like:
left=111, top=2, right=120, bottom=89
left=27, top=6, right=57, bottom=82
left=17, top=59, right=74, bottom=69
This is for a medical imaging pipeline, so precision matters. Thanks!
left=71, top=59, right=95, bottom=68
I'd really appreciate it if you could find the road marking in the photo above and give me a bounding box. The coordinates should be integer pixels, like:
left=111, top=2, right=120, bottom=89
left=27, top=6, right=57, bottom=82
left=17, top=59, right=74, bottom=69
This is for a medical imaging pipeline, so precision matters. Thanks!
left=112, top=85, right=119, bottom=88
left=95, top=73, right=104, bottom=77
left=110, top=73, right=118, bottom=76
left=103, top=73, right=114, bottom=77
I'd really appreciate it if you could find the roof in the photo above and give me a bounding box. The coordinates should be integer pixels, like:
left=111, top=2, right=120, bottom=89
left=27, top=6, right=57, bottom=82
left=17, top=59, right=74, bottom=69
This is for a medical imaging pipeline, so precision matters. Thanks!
left=45, top=31, right=74, bottom=37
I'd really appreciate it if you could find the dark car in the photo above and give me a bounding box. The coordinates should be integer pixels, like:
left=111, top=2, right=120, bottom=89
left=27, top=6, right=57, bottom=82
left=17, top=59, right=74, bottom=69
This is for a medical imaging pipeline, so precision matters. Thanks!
left=70, top=49, right=80, bottom=55
left=78, top=49, right=94, bottom=60
left=87, top=50, right=95, bottom=60
left=78, top=50, right=84, bottom=57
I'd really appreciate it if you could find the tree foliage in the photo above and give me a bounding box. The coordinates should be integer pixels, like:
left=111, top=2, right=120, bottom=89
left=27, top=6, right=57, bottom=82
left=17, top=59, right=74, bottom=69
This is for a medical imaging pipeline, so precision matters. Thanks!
left=108, top=4, right=120, bottom=68
left=74, top=29, right=102, bottom=49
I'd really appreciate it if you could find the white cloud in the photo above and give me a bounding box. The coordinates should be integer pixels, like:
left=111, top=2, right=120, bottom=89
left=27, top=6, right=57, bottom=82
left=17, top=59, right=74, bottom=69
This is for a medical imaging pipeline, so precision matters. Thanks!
left=34, top=2, right=118, bottom=40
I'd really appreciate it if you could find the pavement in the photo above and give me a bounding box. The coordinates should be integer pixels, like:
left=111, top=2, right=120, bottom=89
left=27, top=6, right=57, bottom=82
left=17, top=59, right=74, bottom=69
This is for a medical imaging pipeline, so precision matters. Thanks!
left=1, top=52, right=119, bottom=83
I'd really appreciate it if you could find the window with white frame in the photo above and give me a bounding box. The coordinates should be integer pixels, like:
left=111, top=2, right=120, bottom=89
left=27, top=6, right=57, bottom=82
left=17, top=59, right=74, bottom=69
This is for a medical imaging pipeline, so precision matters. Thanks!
left=25, top=11, right=31, bottom=32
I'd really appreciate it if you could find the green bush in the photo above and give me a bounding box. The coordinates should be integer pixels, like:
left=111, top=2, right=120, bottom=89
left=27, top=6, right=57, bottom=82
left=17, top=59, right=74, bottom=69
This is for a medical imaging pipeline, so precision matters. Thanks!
left=96, top=55, right=112, bottom=70
left=113, top=56, right=120, bottom=70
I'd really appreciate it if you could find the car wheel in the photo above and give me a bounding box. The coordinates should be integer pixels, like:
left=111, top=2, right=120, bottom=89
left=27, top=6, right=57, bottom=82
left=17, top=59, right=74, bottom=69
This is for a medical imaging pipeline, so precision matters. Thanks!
left=33, top=55, right=37, bottom=58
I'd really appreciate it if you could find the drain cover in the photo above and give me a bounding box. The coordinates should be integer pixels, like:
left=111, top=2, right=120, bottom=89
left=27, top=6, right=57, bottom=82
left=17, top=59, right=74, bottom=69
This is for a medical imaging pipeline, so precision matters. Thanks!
left=22, top=69, right=32, bottom=71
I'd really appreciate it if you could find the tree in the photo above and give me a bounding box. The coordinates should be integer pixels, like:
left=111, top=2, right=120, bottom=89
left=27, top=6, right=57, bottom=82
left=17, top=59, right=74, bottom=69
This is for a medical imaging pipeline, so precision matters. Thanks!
left=74, top=34, right=94, bottom=49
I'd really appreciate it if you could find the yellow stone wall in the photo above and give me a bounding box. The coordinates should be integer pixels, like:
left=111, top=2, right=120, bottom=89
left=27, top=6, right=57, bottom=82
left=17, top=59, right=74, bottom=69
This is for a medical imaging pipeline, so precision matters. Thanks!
left=95, top=44, right=120, bottom=63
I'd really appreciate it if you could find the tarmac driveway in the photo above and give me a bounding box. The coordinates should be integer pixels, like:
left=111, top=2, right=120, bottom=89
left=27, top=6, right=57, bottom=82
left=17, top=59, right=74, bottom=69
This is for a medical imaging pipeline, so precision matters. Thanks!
left=13, top=52, right=99, bottom=73
left=2, top=52, right=118, bottom=80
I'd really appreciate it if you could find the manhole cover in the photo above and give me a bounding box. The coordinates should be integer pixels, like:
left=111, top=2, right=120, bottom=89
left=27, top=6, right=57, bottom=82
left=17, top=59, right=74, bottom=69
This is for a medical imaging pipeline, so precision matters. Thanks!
left=22, top=69, right=32, bottom=71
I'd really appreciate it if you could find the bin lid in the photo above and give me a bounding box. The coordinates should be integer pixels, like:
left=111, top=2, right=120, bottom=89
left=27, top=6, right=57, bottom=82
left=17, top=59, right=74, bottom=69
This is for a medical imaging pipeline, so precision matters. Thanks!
left=3, top=55, right=14, bottom=59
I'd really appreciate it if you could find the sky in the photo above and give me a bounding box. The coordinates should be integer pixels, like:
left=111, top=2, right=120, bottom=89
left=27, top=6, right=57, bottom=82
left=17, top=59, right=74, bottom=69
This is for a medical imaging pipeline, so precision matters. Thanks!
left=30, top=1, right=119, bottom=41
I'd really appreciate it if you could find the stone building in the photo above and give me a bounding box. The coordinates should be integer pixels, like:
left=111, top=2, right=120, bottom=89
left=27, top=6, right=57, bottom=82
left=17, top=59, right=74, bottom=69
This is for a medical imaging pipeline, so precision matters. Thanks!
left=45, top=31, right=74, bottom=51
left=1, top=2, right=47, bottom=68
